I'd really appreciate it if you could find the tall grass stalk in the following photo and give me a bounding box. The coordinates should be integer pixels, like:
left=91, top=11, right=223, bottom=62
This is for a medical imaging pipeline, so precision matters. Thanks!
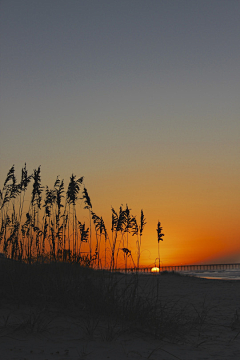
left=157, top=221, right=164, bottom=270
left=138, top=210, right=146, bottom=268
left=82, top=187, right=92, bottom=258
left=0, top=164, right=151, bottom=270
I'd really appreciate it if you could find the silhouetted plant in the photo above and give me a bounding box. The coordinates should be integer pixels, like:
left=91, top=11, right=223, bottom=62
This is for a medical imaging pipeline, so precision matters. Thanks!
left=31, top=167, right=43, bottom=210
left=136, top=210, right=146, bottom=269
left=66, top=174, right=83, bottom=206
left=82, top=187, right=93, bottom=258
left=110, top=207, right=118, bottom=269
left=78, top=221, right=89, bottom=243
left=18, top=164, right=32, bottom=259
left=55, top=178, right=64, bottom=254
left=123, top=205, right=137, bottom=270
left=91, top=212, right=108, bottom=268
left=99, top=217, right=108, bottom=268
left=111, top=206, right=126, bottom=269
left=1, top=166, right=21, bottom=213
left=156, top=221, right=164, bottom=270
left=78, top=220, right=89, bottom=264
left=1, top=166, right=28, bottom=259
left=19, top=163, right=32, bottom=221
left=0, top=164, right=148, bottom=269
left=121, top=247, right=136, bottom=268
left=66, top=174, right=83, bottom=256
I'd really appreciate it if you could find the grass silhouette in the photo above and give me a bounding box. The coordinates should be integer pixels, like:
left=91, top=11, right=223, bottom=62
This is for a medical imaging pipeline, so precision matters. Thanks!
left=0, top=164, right=153, bottom=269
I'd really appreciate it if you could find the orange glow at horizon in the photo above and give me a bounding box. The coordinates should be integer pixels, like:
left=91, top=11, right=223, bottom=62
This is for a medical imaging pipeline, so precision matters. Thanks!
left=7, top=198, right=240, bottom=268
left=82, top=162, right=240, bottom=268
left=1, top=164, right=239, bottom=269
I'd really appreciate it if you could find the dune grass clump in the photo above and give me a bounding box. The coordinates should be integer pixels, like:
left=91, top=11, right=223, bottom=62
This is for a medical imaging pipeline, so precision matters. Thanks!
left=0, top=260, right=210, bottom=343
left=0, top=164, right=150, bottom=270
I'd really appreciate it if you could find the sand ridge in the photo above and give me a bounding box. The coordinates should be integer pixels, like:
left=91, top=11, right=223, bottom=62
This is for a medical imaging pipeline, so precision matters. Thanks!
left=0, top=272, right=240, bottom=359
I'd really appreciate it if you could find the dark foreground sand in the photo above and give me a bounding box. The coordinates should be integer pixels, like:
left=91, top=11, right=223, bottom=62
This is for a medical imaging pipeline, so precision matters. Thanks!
left=1, top=272, right=240, bottom=360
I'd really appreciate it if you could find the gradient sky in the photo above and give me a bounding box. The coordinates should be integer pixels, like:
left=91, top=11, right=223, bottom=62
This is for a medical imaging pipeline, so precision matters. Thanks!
left=1, top=0, right=240, bottom=266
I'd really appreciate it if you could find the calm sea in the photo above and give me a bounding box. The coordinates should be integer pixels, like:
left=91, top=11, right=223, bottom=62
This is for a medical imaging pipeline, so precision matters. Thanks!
left=136, top=268, right=240, bottom=280
left=180, top=268, right=240, bottom=280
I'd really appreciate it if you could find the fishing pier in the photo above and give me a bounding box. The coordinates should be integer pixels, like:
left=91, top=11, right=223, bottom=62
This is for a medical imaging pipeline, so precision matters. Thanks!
left=115, top=263, right=240, bottom=273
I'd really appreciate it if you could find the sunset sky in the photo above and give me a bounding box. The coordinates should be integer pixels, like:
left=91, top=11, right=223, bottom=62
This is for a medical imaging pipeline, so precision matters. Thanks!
left=1, top=0, right=239, bottom=266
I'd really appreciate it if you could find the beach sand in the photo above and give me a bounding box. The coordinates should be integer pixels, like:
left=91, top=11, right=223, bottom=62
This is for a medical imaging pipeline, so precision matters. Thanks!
left=0, top=271, right=240, bottom=360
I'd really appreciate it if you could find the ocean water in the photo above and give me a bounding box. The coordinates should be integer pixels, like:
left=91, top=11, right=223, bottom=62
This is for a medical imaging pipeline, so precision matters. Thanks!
left=136, top=268, right=240, bottom=280
left=180, top=268, right=240, bottom=280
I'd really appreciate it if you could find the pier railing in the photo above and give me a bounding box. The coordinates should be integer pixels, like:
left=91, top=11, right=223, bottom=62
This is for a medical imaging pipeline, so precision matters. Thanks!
left=114, top=263, right=240, bottom=273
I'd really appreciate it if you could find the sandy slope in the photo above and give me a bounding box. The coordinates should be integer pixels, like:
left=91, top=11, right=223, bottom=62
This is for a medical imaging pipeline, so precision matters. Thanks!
left=1, top=273, right=240, bottom=360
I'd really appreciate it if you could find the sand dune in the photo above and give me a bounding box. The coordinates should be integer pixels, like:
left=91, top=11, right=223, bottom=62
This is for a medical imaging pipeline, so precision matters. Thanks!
left=1, top=269, right=240, bottom=360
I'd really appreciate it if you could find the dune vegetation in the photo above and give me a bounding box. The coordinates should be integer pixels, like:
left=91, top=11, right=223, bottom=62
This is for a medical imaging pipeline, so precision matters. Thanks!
left=0, top=164, right=166, bottom=270
left=1, top=165, right=239, bottom=356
